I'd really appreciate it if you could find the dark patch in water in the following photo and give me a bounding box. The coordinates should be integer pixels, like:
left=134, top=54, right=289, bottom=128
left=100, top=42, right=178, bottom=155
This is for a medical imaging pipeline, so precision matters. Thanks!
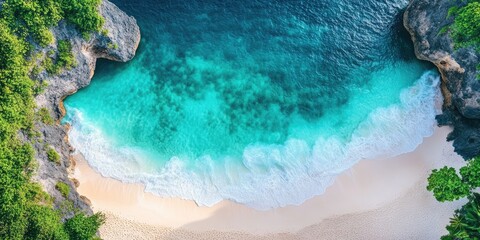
left=81, top=0, right=432, bottom=158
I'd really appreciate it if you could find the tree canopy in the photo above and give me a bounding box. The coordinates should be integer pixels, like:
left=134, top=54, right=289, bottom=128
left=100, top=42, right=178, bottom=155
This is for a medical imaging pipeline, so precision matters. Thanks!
left=451, top=1, right=480, bottom=49
left=428, top=157, right=480, bottom=240
left=427, top=166, right=470, bottom=202
left=442, top=193, right=480, bottom=240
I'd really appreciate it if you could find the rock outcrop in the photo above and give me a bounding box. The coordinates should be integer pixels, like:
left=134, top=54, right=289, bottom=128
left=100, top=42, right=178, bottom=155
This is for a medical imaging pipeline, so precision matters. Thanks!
left=404, top=0, right=480, bottom=159
left=33, top=0, right=140, bottom=214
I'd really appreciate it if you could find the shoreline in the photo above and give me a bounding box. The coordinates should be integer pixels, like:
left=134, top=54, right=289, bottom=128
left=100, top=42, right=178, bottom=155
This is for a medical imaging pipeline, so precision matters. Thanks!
left=72, top=126, right=466, bottom=239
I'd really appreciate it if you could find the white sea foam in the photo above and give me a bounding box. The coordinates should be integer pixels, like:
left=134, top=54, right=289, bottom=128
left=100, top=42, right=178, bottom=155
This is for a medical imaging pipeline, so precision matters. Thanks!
left=67, top=71, right=441, bottom=210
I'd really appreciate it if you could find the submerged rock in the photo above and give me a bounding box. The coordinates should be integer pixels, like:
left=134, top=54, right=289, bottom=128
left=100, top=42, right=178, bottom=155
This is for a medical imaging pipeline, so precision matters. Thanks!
left=404, top=0, right=480, bottom=159
left=33, top=0, right=140, bottom=214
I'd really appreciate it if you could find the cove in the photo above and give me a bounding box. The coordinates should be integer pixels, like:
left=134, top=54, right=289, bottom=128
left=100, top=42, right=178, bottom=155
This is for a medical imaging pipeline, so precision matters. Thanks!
left=64, top=0, right=440, bottom=209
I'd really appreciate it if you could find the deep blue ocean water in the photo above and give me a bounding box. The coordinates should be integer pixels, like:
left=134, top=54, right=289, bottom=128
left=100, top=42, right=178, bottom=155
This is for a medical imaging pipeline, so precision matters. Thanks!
left=64, top=0, right=441, bottom=209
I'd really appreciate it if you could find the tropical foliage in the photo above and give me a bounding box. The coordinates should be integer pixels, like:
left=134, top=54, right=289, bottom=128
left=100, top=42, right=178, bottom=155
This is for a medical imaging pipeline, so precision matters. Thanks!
left=442, top=193, right=480, bottom=240
left=427, top=157, right=480, bottom=199
left=64, top=212, right=106, bottom=240
left=0, top=0, right=63, bottom=46
left=450, top=1, right=480, bottom=49
left=0, top=0, right=104, bottom=45
left=459, top=156, right=480, bottom=189
left=444, top=0, right=480, bottom=78
left=427, top=166, right=470, bottom=202
left=428, top=157, right=480, bottom=240
left=60, top=0, right=104, bottom=38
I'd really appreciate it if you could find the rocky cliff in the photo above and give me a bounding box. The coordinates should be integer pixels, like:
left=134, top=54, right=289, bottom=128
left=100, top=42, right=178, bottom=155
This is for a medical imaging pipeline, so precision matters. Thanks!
left=32, top=0, right=140, bottom=214
left=404, top=0, right=480, bottom=159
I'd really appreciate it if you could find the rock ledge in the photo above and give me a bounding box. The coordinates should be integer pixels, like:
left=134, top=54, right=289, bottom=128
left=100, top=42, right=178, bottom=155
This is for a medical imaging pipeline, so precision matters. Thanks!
left=404, top=0, right=480, bottom=159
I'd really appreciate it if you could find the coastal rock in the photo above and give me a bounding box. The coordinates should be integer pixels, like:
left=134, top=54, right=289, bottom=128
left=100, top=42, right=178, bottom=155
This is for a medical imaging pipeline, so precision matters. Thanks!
left=32, top=0, right=140, bottom=215
left=404, top=0, right=480, bottom=159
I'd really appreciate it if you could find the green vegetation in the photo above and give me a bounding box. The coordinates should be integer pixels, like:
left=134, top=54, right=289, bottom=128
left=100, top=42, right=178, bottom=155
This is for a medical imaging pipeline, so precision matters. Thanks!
left=427, top=166, right=470, bottom=202
left=1, top=0, right=63, bottom=46
left=46, top=147, right=61, bottom=164
left=37, top=108, right=54, bottom=125
left=443, top=193, right=480, bottom=240
left=447, top=6, right=460, bottom=19
left=43, top=56, right=59, bottom=75
left=427, top=157, right=480, bottom=200
left=450, top=2, right=480, bottom=49
left=442, top=1, right=480, bottom=79
left=107, top=42, right=119, bottom=50
left=60, top=0, right=105, bottom=38
left=57, top=40, right=76, bottom=70
left=25, top=204, right=69, bottom=239
left=43, top=40, right=77, bottom=75
left=48, top=50, right=56, bottom=57
left=101, top=29, right=109, bottom=36
left=55, top=182, right=70, bottom=198
left=438, top=25, right=449, bottom=35
left=1, top=0, right=104, bottom=45
left=64, top=212, right=105, bottom=240
left=0, top=0, right=105, bottom=239
left=428, top=157, right=480, bottom=240
left=459, top=157, right=480, bottom=188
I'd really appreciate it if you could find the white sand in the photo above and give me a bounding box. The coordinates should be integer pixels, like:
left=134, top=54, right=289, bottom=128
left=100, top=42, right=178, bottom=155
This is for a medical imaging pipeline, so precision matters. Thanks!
left=72, top=127, right=466, bottom=239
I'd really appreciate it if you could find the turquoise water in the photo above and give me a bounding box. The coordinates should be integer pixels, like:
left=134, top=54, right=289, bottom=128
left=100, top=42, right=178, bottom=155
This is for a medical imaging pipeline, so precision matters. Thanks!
left=64, top=0, right=441, bottom=209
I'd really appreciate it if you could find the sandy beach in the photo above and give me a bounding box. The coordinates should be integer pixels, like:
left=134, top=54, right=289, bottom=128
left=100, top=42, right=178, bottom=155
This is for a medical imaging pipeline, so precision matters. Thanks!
left=72, top=126, right=466, bottom=239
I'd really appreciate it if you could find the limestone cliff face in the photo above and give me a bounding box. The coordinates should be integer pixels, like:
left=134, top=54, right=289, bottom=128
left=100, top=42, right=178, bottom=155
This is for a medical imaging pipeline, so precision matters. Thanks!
left=404, top=0, right=480, bottom=159
left=33, top=0, right=140, bottom=214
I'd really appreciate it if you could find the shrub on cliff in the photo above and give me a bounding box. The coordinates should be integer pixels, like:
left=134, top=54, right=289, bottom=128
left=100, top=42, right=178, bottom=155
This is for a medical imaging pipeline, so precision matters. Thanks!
left=451, top=2, right=480, bottom=49
left=64, top=212, right=106, bottom=240
left=443, top=0, right=480, bottom=85
left=60, top=0, right=104, bottom=37
left=47, top=148, right=61, bottom=164
left=43, top=40, right=77, bottom=75
left=55, top=182, right=71, bottom=198
left=37, top=108, right=54, bottom=125
left=57, top=40, right=76, bottom=70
